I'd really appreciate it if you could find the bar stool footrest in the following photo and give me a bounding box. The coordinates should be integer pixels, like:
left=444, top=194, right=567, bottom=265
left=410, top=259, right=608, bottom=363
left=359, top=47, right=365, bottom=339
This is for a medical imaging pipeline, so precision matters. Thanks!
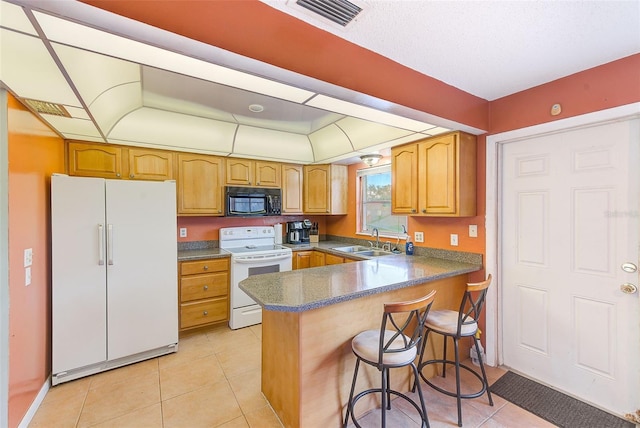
left=347, top=387, right=428, bottom=428
left=418, top=359, right=488, bottom=400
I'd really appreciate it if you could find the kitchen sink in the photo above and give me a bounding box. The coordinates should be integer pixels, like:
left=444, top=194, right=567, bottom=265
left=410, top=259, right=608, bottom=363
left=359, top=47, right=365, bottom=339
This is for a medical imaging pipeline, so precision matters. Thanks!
left=351, top=249, right=395, bottom=257
left=332, top=245, right=396, bottom=258
left=331, top=245, right=371, bottom=253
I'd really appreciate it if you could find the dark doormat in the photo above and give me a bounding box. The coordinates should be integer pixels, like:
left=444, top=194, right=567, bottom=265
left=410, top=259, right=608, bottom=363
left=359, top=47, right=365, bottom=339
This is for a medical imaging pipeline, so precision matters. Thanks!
left=490, top=371, right=634, bottom=428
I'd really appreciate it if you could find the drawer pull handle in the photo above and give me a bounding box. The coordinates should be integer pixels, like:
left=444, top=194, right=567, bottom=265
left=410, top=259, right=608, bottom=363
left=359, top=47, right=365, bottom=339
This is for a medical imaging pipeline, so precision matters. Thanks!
left=203, top=265, right=209, bottom=270
left=203, top=311, right=208, bottom=316
left=203, top=285, right=209, bottom=290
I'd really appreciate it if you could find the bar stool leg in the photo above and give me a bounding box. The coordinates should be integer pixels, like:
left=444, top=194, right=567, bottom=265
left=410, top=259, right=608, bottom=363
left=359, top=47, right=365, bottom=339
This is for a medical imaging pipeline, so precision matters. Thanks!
left=473, top=336, right=494, bottom=406
left=442, top=336, right=448, bottom=379
left=411, top=363, right=431, bottom=428
left=343, top=359, right=360, bottom=428
left=453, top=337, right=462, bottom=427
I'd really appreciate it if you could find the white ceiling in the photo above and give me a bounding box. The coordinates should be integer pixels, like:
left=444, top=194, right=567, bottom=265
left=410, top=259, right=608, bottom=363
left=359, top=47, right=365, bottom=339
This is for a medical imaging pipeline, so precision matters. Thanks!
left=1, top=0, right=638, bottom=164
left=264, top=0, right=640, bottom=101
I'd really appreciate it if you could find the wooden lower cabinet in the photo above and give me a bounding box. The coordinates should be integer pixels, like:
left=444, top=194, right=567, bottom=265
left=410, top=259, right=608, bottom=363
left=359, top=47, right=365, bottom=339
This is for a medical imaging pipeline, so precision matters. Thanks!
left=324, top=253, right=345, bottom=265
left=293, top=250, right=328, bottom=269
left=179, top=258, right=229, bottom=330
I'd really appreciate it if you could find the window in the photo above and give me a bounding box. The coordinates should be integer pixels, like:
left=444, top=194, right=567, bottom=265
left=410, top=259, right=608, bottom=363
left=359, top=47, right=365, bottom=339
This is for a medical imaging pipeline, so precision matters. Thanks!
left=357, top=164, right=407, bottom=237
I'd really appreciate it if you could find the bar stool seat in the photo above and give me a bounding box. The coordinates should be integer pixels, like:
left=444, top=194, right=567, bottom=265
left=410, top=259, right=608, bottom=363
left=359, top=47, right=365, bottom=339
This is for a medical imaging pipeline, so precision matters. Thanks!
left=415, top=275, right=493, bottom=427
left=343, top=290, right=437, bottom=428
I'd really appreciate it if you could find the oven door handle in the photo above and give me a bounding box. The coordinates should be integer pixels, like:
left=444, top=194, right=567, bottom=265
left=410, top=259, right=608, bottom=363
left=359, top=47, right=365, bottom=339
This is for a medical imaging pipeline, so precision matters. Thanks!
left=233, top=253, right=291, bottom=263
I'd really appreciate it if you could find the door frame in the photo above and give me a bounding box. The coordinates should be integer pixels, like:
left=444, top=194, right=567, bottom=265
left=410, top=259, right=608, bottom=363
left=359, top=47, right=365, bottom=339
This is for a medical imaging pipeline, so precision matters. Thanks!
left=484, top=102, right=640, bottom=367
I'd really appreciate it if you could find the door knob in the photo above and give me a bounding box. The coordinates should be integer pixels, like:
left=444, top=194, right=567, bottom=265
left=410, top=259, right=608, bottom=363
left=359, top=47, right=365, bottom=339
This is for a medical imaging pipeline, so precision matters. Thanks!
left=621, top=262, right=637, bottom=273
left=620, top=283, right=638, bottom=294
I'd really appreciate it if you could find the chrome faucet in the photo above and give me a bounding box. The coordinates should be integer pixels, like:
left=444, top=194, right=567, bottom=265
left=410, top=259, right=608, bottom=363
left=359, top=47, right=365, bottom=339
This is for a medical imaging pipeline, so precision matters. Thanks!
left=371, top=228, right=380, bottom=248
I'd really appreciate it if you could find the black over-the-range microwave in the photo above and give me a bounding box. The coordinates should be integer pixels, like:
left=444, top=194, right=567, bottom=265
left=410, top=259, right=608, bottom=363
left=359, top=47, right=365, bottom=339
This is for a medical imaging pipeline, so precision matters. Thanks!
left=225, top=186, right=282, bottom=217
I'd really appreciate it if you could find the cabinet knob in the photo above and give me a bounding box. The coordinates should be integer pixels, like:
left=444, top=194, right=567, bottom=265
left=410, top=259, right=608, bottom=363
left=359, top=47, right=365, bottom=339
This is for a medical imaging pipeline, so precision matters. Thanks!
left=326, top=210, right=330, bottom=213
left=203, top=285, right=209, bottom=290
left=203, top=265, right=209, bottom=270
left=130, top=174, right=134, bottom=178
left=257, top=181, right=260, bottom=185
left=203, top=311, right=208, bottom=316
left=218, top=210, right=222, bottom=213
left=411, top=209, right=416, bottom=213
left=422, top=209, right=427, bottom=213
left=116, top=173, right=121, bottom=177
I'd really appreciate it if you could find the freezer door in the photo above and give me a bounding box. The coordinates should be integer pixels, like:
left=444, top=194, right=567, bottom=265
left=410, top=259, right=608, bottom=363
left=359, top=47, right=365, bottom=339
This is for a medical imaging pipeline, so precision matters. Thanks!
left=105, top=180, right=178, bottom=360
left=52, top=175, right=107, bottom=374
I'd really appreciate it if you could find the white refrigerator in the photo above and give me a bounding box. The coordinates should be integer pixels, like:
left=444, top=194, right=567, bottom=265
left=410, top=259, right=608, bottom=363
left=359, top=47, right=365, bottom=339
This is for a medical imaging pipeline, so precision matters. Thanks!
left=51, top=174, right=178, bottom=385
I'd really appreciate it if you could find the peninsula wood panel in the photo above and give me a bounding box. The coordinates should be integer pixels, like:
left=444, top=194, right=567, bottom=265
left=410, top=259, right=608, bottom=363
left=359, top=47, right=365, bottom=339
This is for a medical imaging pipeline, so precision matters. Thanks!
left=261, top=275, right=468, bottom=427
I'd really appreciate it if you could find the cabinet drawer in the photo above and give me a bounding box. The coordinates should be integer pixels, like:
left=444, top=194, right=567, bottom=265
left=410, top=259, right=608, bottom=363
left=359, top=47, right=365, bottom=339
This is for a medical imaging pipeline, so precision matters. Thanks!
left=181, top=273, right=228, bottom=302
left=181, top=258, right=228, bottom=275
left=181, top=298, right=228, bottom=328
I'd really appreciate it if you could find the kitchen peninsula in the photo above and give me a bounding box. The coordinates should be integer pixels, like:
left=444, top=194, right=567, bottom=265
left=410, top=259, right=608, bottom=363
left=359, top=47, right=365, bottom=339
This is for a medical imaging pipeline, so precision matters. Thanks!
left=240, top=254, right=481, bottom=427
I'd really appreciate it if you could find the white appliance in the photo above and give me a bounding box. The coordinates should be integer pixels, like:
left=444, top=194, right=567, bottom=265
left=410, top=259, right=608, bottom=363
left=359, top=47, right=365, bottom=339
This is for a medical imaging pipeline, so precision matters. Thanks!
left=220, top=226, right=292, bottom=329
left=51, top=174, right=178, bottom=385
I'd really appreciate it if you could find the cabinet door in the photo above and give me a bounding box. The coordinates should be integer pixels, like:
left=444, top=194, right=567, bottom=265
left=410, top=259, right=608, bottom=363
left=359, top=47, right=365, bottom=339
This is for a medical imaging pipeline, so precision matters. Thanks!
left=282, top=164, right=303, bottom=214
left=226, top=159, right=253, bottom=186
left=68, top=142, right=123, bottom=179
left=304, top=165, right=330, bottom=214
left=293, top=251, right=312, bottom=270
left=418, top=135, right=457, bottom=215
left=391, top=144, right=418, bottom=214
left=255, top=161, right=281, bottom=187
left=128, top=148, right=174, bottom=181
left=177, top=154, right=224, bottom=215
left=324, top=253, right=345, bottom=265
left=311, top=251, right=325, bottom=267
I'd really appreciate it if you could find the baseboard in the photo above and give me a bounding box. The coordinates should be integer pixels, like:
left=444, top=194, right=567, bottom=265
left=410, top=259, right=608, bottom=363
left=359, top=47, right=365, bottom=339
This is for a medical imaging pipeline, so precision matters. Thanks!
left=18, top=377, right=49, bottom=428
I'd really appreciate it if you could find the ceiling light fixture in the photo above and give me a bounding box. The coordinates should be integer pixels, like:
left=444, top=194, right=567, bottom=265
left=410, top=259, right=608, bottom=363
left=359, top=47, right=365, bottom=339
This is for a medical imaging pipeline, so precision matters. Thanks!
left=360, top=154, right=382, bottom=167
left=249, top=104, right=264, bottom=113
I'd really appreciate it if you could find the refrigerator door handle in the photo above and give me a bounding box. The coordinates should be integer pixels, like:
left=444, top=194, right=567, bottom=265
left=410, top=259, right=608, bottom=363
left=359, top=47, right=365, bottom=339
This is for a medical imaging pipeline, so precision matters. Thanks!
left=107, top=224, right=114, bottom=265
left=98, top=224, right=105, bottom=265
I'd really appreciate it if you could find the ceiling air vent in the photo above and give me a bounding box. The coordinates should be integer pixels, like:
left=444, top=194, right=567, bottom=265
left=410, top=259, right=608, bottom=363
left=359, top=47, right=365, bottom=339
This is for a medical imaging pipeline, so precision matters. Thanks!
left=21, top=99, right=71, bottom=117
left=295, top=0, right=362, bottom=27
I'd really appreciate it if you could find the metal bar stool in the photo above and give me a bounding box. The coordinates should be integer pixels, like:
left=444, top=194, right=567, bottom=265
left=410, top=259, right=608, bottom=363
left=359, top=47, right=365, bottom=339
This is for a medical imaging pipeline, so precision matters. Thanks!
left=415, top=275, right=493, bottom=427
left=343, top=290, right=437, bottom=428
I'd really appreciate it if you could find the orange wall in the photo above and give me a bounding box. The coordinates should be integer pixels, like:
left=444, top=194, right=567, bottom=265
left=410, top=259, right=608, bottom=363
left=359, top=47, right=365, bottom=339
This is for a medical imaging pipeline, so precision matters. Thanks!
left=177, top=215, right=327, bottom=243
left=7, top=94, right=65, bottom=427
left=489, top=54, right=640, bottom=134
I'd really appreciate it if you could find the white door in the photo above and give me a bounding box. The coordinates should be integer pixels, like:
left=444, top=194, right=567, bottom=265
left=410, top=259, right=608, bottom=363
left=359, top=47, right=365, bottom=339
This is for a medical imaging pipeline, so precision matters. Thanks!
left=501, top=119, right=639, bottom=416
left=52, top=175, right=107, bottom=373
left=105, top=180, right=178, bottom=360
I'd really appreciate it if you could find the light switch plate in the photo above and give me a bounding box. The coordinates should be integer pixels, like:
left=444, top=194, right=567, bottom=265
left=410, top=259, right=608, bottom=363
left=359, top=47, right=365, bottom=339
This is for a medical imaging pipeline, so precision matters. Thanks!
left=24, top=248, right=32, bottom=267
left=450, top=234, right=459, bottom=246
left=469, top=225, right=478, bottom=238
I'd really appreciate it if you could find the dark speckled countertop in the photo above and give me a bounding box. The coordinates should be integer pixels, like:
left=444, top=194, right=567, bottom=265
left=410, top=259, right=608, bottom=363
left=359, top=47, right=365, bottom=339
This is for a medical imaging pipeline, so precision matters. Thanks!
left=239, top=254, right=481, bottom=312
left=177, top=248, right=230, bottom=261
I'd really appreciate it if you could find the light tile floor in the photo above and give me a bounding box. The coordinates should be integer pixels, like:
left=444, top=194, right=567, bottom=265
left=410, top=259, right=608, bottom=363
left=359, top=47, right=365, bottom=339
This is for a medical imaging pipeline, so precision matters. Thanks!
left=29, top=324, right=555, bottom=427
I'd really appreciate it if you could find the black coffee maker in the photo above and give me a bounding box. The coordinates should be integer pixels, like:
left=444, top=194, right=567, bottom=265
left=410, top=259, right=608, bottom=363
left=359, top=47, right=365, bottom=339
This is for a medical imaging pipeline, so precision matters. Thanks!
left=286, top=219, right=312, bottom=244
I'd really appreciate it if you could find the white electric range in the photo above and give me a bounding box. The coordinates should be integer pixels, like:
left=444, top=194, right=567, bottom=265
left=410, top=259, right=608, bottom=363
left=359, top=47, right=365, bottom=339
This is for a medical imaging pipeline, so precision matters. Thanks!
left=220, top=226, right=292, bottom=329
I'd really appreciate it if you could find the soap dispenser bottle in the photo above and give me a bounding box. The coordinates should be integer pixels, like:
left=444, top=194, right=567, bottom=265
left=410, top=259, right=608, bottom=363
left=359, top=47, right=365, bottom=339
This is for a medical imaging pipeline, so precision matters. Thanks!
left=405, top=234, right=414, bottom=255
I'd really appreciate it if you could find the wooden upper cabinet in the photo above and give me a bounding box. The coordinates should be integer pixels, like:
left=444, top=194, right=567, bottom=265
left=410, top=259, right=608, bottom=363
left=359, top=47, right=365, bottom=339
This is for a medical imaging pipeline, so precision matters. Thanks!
left=255, top=161, right=280, bottom=187
left=68, top=142, right=123, bottom=179
left=418, top=132, right=476, bottom=216
left=225, top=159, right=281, bottom=187
left=67, top=141, right=173, bottom=181
left=127, top=148, right=174, bottom=181
left=177, top=154, right=224, bottom=216
left=303, top=164, right=347, bottom=215
left=391, top=144, right=419, bottom=214
left=281, top=164, right=303, bottom=214
left=226, top=159, right=253, bottom=186
left=391, top=132, right=476, bottom=217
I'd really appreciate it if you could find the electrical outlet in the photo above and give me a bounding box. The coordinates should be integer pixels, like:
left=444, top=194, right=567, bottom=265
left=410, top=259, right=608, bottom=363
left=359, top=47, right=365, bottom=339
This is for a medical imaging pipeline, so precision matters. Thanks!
left=24, top=248, right=32, bottom=267
left=450, top=234, right=459, bottom=246
left=414, top=231, right=424, bottom=243
left=179, top=228, right=187, bottom=238
left=469, top=225, right=478, bottom=238
left=25, top=267, right=31, bottom=286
